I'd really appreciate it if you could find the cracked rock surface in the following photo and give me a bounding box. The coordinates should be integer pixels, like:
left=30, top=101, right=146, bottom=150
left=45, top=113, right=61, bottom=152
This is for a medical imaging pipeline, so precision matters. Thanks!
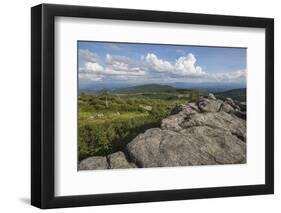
left=79, top=94, right=246, bottom=170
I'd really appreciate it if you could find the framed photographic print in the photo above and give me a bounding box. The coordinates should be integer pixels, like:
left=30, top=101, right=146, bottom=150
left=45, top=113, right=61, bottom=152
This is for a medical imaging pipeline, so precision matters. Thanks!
left=31, top=4, right=274, bottom=209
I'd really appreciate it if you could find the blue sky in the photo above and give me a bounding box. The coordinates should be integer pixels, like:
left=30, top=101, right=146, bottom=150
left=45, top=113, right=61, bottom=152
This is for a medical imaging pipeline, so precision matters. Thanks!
left=78, top=41, right=246, bottom=87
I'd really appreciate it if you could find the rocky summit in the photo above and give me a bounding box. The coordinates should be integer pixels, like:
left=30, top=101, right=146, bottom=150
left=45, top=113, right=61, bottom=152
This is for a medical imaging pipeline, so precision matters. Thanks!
left=79, top=93, right=246, bottom=170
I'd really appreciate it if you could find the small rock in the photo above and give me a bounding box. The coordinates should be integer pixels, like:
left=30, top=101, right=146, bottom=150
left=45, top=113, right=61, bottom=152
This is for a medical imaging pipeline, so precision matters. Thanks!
left=139, top=104, right=152, bottom=111
left=208, top=93, right=216, bottom=100
left=233, top=111, right=246, bottom=120
left=197, top=98, right=223, bottom=112
left=170, top=103, right=199, bottom=116
left=161, top=114, right=185, bottom=132
left=107, top=151, right=131, bottom=169
left=226, top=97, right=235, bottom=106
left=170, top=104, right=185, bottom=115
left=220, top=103, right=234, bottom=113
left=79, top=156, right=108, bottom=170
left=95, top=113, right=104, bottom=118
left=238, top=102, right=246, bottom=112
left=225, top=98, right=241, bottom=111
left=188, top=102, right=200, bottom=112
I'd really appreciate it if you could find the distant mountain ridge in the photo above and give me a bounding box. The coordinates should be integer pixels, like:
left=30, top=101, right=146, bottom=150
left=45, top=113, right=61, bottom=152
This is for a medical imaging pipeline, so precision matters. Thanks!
left=80, top=83, right=246, bottom=101
left=79, top=81, right=246, bottom=93
left=168, top=82, right=246, bottom=93
left=113, top=84, right=178, bottom=93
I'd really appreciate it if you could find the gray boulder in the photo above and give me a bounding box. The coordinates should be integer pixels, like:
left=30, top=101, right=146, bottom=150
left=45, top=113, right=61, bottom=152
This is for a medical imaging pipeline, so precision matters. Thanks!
left=180, top=111, right=246, bottom=142
left=126, top=128, right=163, bottom=167
left=126, top=126, right=246, bottom=167
left=107, top=151, right=133, bottom=169
left=79, top=156, right=108, bottom=170
left=126, top=96, right=246, bottom=168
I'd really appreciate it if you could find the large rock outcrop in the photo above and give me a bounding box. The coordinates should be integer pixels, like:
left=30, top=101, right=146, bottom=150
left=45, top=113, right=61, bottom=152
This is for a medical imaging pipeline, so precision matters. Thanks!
left=79, top=94, right=246, bottom=170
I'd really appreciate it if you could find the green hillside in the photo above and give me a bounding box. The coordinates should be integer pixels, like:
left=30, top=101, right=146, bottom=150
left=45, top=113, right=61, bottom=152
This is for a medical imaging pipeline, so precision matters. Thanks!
left=215, top=88, right=246, bottom=101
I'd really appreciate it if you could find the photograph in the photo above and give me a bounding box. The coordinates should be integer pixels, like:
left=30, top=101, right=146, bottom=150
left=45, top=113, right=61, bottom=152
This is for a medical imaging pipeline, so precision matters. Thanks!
left=30, top=3, right=274, bottom=209
left=29, top=2, right=272, bottom=209
left=77, top=41, right=247, bottom=170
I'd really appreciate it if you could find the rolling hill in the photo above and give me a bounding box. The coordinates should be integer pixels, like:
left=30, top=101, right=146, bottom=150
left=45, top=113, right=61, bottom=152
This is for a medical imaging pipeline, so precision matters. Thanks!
left=113, top=84, right=178, bottom=93
left=215, top=88, right=246, bottom=101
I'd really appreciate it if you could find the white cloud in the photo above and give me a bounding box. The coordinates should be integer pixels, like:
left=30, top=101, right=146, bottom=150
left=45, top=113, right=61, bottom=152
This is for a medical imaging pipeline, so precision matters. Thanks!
left=174, top=54, right=205, bottom=77
left=79, top=53, right=146, bottom=81
left=145, top=53, right=206, bottom=77
left=79, top=62, right=104, bottom=81
left=145, top=53, right=173, bottom=72
left=79, top=49, right=99, bottom=63
left=211, top=69, right=246, bottom=82
left=105, top=54, right=131, bottom=65
left=79, top=70, right=104, bottom=81
left=79, top=50, right=245, bottom=83
left=84, top=62, right=104, bottom=72
left=104, top=54, right=146, bottom=77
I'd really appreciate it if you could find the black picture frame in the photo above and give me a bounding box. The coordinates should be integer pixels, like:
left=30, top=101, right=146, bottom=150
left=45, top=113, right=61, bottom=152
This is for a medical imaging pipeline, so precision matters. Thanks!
left=31, top=3, right=274, bottom=209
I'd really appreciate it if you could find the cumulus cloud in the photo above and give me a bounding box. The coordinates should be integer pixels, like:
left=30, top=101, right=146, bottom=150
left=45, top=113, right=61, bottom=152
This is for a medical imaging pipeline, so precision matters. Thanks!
left=145, top=53, right=206, bottom=77
left=78, top=49, right=245, bottom=83
left=145, top=53, right=174, bottom=72
left=79, top=62, right=104, bottom=81
left=104, top=54, right=146, bottom=77
left=79, top=53, right=146, bottom=81
left=174, top=54, right=205, bottom=77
